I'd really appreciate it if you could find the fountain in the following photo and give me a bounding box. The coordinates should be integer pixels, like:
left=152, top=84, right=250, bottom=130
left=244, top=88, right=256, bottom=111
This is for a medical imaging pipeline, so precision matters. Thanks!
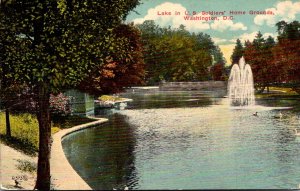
left=228, top=57, right=255, bottom=106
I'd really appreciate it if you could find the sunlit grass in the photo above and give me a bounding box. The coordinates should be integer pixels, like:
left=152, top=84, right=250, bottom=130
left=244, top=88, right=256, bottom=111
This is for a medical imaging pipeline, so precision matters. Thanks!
left=0, top=112, right=96, bottom=156
left=51, top=126, right=61, bottom=134
left=98, top=95, right=125, bottom=102
left=0, top=112, right=40, bottom=155
left=268, top=86, right=297, bottom=94
left=256, top=86, right=299, bottom=98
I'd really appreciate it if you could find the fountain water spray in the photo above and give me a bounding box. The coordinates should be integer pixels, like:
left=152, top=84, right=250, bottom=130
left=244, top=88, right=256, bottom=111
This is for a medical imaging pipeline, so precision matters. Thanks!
left=228, top=57, right=255, bottom=106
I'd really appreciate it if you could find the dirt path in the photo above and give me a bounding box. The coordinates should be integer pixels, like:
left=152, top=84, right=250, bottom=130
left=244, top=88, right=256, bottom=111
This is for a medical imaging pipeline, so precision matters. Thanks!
left=0, top=143, right=37, bottom=190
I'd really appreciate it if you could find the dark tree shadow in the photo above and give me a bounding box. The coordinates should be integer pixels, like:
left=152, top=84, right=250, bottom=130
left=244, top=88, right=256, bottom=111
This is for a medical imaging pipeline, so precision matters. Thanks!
left=0, top=135, right=37, bottom=156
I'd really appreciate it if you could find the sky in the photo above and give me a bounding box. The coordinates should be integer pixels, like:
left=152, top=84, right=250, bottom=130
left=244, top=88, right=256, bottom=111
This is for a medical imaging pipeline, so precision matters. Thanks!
left=126, top=0, right=300, bottom=64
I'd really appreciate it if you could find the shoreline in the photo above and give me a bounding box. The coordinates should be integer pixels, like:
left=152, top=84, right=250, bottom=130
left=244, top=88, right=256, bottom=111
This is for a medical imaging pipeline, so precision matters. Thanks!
left=0, top=116, right=108, bottom=190
left=50, top=116, right=108, bottom=190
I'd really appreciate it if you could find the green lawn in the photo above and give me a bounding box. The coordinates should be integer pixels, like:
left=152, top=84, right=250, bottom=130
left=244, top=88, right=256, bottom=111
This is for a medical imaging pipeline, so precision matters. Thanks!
left=256, top=86, right=299, bottom=98
left=268, top=86, right=298, bottom=94
left=0, top=112, right=95, bottom=156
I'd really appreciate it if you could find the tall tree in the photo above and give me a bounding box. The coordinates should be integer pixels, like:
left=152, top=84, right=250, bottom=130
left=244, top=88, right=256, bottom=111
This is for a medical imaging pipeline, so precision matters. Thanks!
left=1, top=0, right=140, bottom=190
left=136, top=21, right=167, bottom=84
left=210, top=62, right=225, bottom=81
left=193, top=33, right=226, bottom=65
left=0, top=0, right=24, bottom=138
left=230, top=39, right=244, bottom=66
left=252, top=31, right=266, bottom=48
left=194, top=32, right=216, bottom=54
left=212, top=46, right=226, bottom=65
left=244, top=33, right=275, bottom=92
left=276, top=20, right=300, bottom=41
left=274, top=20, right=300, bottom=93
left=78, top=23, right=145, bottom=95
left=265, top=35, right=276, bottom=47
left=0, top=11, right=12, bottom=137
left=137, top=21, right=215, bottom=83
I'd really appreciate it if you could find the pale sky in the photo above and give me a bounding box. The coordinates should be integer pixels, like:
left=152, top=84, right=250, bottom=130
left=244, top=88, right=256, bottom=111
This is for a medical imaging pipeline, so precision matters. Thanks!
left=126, top=0, right=300, bottom=65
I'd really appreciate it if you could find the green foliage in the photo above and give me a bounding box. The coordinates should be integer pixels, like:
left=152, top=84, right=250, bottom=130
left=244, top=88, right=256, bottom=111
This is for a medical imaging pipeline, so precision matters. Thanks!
left=137, top=21, right=221, bottom=84
left=0, top=112, right=39, bottom=155
left=51, top=126, right=60, bottom=134
left=230, top=39, right=244, bottom=66
left=1, top=0, right=141, bottom=93
left=255, top=87, right=299, bottom=99
left=276, top=20, right=300, bottom=41
left=0, top=113, right=39, bottom=148
left=268, top=87, right=298, bottom=94
left=265, top=36, right=276, bottom=47
left=1, top=1, right=141, bottom=189
left=212, top=46, right=225, bottom=65
left=194, top=32, right=225, bottom=64
left=78, top=23, right=145, bottom=95
left=0, top=112, right=96, bottom=154
left=49, top=93, right=73, bottom=116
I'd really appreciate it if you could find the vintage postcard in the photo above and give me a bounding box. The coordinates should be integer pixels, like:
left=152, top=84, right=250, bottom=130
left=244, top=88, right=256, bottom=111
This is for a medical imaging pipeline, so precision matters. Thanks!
left=1, top=0, right=300, bottom=190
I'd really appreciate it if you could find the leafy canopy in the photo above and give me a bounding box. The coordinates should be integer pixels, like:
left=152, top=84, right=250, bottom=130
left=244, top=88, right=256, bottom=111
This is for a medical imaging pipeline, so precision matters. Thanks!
left=1, top=0, right=140, bottom=93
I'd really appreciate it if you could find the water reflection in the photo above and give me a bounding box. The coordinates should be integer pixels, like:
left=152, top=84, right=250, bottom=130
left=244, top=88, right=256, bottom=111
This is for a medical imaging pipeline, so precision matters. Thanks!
left=62, top=90, right=300, bottom=189
left=62, top=114, right=138, bottom=190
left=124, top=91, right=222, bottom=109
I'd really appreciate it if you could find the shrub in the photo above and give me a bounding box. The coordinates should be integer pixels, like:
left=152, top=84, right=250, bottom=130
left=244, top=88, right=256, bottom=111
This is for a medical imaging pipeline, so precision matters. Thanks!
left=16, top=159, right=37, bottom=174
left=49, top=93, right=73, bottom=116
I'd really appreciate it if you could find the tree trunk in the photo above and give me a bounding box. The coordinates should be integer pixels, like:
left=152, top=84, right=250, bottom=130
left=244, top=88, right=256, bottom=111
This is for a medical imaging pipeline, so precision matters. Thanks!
left=5, top=107, right=11, bottom=138
left=35, top=82, right=51, bottom=191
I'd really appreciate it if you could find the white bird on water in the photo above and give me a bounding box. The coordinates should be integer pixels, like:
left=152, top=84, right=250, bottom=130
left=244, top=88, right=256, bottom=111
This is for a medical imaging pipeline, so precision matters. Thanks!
left=274, top=112, right=283, bottom=119
left=253, top=112, right=258, bottom=116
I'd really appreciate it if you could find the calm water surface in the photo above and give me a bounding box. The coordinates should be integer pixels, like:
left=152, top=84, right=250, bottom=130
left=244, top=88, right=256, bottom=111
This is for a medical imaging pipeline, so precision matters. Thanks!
left=62, top=90, right=300, bottom=189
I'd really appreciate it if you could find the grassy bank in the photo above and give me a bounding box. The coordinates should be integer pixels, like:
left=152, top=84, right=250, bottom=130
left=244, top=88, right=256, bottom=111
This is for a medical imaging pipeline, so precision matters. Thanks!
left=99, top=95, right=127, bottom=102
left=256, top=86, right=299, bottom=98
left=0, top=112, right=95, bottom=156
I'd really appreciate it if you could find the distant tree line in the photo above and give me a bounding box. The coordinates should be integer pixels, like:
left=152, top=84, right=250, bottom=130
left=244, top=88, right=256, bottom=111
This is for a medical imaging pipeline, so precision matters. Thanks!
left=136, top=20, right=226, bottom=84
left=230, top=20, right=300, bottom=93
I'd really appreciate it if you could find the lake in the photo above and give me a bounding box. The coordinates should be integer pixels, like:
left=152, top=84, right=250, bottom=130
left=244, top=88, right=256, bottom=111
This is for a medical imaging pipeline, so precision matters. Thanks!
left=62, top=89, right=300, bottom=189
